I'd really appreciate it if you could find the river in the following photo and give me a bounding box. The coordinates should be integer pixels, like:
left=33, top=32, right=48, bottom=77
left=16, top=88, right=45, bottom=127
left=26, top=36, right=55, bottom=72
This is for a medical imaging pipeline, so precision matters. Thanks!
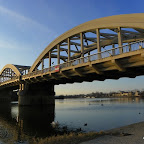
left=0, top=97, right=144, bottom=143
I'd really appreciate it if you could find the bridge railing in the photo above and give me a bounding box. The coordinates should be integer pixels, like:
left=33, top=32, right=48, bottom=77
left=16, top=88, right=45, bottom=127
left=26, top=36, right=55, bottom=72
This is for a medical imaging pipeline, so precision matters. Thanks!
left=1, top=40, right=144, bottom=84
left=59, top=40, right=144, bottom=68
left=0, top=76, right=19, bottom=85
left=22, top=39, right=144, bottom=79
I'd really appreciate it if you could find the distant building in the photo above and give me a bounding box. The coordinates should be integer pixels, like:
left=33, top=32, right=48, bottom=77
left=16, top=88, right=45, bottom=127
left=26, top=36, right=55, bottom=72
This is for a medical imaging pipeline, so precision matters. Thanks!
left=120, top=91, right=133, bottom=96
left=134, top=91, right=140, bottom=97
left=112, top=91, right=136, bottom=97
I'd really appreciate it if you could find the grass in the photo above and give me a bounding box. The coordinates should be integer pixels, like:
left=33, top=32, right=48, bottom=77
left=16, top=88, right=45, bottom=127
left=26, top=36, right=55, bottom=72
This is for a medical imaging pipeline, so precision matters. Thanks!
left=0, top=118, right=106, bottom=144
left=30, top=131, right=105, bottom=144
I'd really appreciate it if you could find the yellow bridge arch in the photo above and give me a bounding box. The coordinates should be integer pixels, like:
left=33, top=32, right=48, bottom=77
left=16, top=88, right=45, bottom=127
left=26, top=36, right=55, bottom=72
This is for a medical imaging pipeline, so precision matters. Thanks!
left=0, top=64, right=30, bottom=83
left=30, top=13, right=144, bottom=72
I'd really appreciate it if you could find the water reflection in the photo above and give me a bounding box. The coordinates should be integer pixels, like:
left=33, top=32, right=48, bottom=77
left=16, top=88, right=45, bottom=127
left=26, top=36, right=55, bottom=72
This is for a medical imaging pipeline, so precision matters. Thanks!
left=18, top=105, right=55, bottom=137
left=0, top=102, right=11, bottom=119
left=87, top=97, right=144, bottom=105
left=0, top=103, right=56, bottom=142
left=0, top=97, right=144, bottom=142
left=0, top=102, right=18, bottom=142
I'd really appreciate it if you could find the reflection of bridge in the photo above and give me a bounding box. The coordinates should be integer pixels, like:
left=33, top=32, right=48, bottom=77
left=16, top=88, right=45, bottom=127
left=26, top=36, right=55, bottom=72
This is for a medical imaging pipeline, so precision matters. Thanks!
left=1, top=13, right=144, bottom=105
left=0, top=103, right=55, bottom=141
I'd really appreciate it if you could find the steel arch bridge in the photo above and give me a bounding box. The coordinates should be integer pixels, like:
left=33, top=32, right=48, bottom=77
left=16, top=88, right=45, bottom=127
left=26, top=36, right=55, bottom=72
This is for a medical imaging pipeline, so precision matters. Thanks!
left=29, top=13, right=144, bottom=73
left=0, top=64, right=30, bottom=83
left=1, top=13, right=144, bottom=105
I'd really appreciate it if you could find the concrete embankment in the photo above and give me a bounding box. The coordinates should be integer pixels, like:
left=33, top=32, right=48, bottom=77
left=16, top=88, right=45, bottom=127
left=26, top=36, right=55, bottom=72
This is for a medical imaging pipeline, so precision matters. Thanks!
left=80, top=121, right=144, bottom=144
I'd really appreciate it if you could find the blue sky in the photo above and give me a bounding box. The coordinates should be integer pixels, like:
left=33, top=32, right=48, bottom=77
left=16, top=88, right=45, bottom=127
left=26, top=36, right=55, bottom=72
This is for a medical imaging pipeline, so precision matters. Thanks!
left=0, top=0, right=144, bottom=95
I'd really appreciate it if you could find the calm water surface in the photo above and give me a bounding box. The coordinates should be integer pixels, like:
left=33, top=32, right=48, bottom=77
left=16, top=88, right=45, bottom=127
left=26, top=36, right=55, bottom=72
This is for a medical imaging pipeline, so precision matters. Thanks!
left=55, top=97, right=144, bottom=132
left=0, top=97, right=144, bottom=141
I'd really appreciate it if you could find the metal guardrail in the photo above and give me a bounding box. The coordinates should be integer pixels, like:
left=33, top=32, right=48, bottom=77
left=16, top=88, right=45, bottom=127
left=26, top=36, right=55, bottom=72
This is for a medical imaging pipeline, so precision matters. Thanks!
left=1, top=40, right=144, bottom=84
left=59, top=40, right=144, bottom=68
left=0, top=76, right=19, bottom=85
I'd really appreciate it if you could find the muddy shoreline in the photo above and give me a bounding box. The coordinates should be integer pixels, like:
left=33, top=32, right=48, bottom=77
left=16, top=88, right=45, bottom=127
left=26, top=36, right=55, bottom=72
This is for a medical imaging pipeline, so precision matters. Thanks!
left=81, top=121, right=144, bottom=144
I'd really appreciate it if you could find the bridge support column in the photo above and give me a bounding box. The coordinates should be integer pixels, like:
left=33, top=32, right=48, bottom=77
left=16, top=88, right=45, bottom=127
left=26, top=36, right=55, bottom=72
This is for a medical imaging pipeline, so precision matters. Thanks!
left=18, top=82, right=55, bottom=106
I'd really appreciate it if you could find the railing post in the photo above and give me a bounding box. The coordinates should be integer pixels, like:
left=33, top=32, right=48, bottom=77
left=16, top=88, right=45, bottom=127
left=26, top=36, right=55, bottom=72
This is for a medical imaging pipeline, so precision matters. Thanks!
left=112, top=44, right=115, bottom=56
left=128, top=43, right=131, bottom=51
left=88, top=51, right=90, bottom=62
left=68, top=38, right=71, bottom=66
left=142, top=41, right=144, bottom=48
left=41, top=59, right=44, bottom=70
left=80, top=32, right=84, bottom=63
left=57, top=44, right=60, bottom=65
left=49, top=51, right=51, bottom=71
left=96, top=28, right=101, bottom=59
left=117, top=27, right=123, bottom=54
left=138, top=41, right=142, bottom=49
left=68, top=38, right=71, bottom=62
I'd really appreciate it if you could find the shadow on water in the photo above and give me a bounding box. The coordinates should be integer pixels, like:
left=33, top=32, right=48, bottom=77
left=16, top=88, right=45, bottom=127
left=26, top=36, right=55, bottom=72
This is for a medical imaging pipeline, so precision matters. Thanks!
left=0, top=102, right=56, bottom=141
left=0, top=102, right=11, bottom=120
left=17, top=105, right=83, bottom=139
left=18, top=105, right=55, bottom=138
left=0, top=100, right=82, bottom=143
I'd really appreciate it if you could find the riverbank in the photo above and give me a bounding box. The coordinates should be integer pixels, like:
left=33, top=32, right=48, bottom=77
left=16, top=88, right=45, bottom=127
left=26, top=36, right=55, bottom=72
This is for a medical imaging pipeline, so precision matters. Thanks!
left=0, top=121, right=144, bottom=144
left=28, top=121, right=144, bottom=144
left=80, top=121, right=144, bottom=144
left=1, top=97, right=144, bottom=144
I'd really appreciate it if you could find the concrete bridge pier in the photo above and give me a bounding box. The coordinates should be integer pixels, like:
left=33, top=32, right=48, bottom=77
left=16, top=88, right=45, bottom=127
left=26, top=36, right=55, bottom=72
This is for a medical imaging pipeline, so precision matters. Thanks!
left=18, top=82, right=55, bottom=106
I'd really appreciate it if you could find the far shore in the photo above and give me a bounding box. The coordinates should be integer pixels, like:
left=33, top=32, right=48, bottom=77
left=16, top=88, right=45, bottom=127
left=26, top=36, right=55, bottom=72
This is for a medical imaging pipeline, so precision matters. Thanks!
left=55, top=95, right=144, bottom=99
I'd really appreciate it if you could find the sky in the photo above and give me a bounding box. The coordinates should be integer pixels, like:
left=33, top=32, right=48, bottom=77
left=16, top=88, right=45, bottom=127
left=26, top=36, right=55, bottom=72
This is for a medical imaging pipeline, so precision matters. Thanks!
left=0, top=0, right=144, bottom=95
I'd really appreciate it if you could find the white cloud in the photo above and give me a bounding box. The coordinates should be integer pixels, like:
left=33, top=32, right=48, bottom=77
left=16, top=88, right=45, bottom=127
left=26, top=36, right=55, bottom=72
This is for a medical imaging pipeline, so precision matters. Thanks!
left=0, top=5, right=58, bottom=36
left=0, top=5, right=58, bottom=52
left=0, top=39, right=18, bottom=50
left=0, top=38, right=29, bottom=50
